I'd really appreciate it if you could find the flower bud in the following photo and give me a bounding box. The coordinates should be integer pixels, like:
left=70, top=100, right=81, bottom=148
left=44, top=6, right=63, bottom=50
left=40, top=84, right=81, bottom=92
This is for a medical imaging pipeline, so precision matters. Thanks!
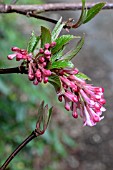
left=33, top=79, right=39, bottom=85
left=35, top=69, right=41, bottom=78
left=28, top=74, right=35, bottom=81
left=44, top=50, right=51, bottom=56
left=7, top=54, right=16, bottom=60
left=11, top=47, right=20, bottom=52
left=44, top=43, right=50, bottom=49
left=43, top=77, right=48, bottom=83
left=39, top=48, right=44, bottom=54
left=39, top=56, right=45, bottom=63
left=50, top=42, right=56, bottom=48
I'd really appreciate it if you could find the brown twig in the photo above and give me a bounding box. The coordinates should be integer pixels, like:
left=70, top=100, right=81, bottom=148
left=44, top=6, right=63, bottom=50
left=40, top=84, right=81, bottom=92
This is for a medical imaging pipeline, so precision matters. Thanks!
left=0, top=3, right=113, bottom=14
left=0, top=130, right=38, bottom=170
left=0, top=3, right=113, bottom=25
left=0, top=66, right=27, bottom=74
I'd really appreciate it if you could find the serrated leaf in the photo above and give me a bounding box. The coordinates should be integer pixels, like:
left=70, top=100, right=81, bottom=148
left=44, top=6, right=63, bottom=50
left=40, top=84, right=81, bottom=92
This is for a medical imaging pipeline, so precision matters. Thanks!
left=61, top=35, right=84, bottom=60
left=27, top=32, right=40, bottom=53
left=41, top=26, right=51, bottom=48
left=51, top=17, right=65, bottom=41
left=76, top=72, right=91, bottom=81
left=51, top=35, right=75, bottom=54
left=51, top=48, right=64, bottom=63
left=48, top=75, right=62, bottom=92
left=83, top=2, right=106, bottom=24
left=51, top=60, right=74, bottom=69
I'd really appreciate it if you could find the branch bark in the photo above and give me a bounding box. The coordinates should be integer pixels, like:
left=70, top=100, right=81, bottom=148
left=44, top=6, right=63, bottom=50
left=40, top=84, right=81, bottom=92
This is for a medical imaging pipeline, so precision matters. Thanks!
left=0, top=3, right=113, bottom=24
left=0, top=3, right=113, bottom=14
left=0, top=66, right=27, bottom=74
left=0, top=130, right=38, bottom=170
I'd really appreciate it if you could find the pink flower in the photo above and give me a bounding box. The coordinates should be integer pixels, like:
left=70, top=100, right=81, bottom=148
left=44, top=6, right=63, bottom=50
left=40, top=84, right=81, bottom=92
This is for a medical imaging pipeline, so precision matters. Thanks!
left=7, top=47, right=32, bottom=61
left=7, top=42, right=56, bottom=86
left=57, top=68, right=106, bottom=127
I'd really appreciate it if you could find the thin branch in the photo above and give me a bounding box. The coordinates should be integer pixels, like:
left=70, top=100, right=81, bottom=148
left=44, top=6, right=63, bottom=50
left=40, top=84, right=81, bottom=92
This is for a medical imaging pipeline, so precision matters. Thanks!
left=0, top=66, right=27, bottom=74
left=0, top=131, right=37, bottom=170
left=0, top=3, right=112, bottom=25
left=0, top=3, right=113, bottom=14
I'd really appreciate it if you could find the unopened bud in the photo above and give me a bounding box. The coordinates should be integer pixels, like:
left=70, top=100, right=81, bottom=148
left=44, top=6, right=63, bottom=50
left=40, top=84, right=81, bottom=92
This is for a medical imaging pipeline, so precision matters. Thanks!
left=44, top=43, right=50, bottom=49
left=44, top=77, right=48, bottom=83
left=28, top=74, right=35, bottom=81
left=35, top=69, right=41, bottom=78
left=39, top=56, right=45, bottom=63
left=50, top=42, right=56, bottom=48
left=7, top=54, right=16, bottom=60
left=33, top=79, right=39, bottom=85
left=39, top=48, right=44, bottom=54
left=44, top=50, right=51, bottom=56
left=11, top=47, right=20, bottom=52
left=72, top=112, right=78, bottom=119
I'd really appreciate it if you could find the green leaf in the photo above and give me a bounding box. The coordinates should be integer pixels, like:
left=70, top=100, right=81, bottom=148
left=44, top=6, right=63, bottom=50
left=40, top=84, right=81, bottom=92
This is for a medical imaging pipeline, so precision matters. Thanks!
left=41, top=26, right=51, bottom=48
left=72, top=0, right=87, bottom=28
left=46, top=107, right=53, bottom=128
left=51, top=60, right=74, bottom=69
left=82, top=0, right=85, bottom=6
left=37, top=101, right=44, bottom=124
left=27, top=32, right=40, bottom=53
left=61, top=35, right=84, bottom=60
left=83, top=2, right=106, bottom=24
left=48, top=75, right=62, bottom=92
left=51, top=17, right=65, bottom=41
left=51, top=48, right=64, bottom=63
left=51, top=35, right=75, bottom=54
left=43, top=104, right=48, bottom=130
left=76, top=72, right=91, bottom=81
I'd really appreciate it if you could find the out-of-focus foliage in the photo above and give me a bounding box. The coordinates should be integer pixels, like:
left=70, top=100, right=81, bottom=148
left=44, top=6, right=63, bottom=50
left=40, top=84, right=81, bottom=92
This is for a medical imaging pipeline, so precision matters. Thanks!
left=0, top=2, right=76, bottom=170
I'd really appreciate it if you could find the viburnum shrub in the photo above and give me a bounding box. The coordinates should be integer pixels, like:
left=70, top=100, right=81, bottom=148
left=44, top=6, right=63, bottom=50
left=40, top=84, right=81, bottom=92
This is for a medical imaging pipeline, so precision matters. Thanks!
left=8, top=18, right=106, bottom=127
left=0, top=0, right=107, bottom=169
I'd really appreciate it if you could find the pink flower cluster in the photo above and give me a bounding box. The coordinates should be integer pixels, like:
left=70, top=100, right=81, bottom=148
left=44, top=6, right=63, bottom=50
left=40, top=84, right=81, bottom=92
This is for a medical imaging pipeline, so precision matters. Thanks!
left=7, top=47, right=32, bottom=61
left=57, top=68, right=106, bottom=126
left=7, top=44, right=106, bottom=127
left=7, top=42, right=56, bottom=85
left=28, top=42, right=56, bottom=85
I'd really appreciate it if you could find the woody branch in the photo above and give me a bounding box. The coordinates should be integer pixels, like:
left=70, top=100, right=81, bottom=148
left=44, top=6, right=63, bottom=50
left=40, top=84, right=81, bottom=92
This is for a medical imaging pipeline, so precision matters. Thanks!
left=0, top=3, right=113, bottom=24
left=0, top=3, right=113, bottom=14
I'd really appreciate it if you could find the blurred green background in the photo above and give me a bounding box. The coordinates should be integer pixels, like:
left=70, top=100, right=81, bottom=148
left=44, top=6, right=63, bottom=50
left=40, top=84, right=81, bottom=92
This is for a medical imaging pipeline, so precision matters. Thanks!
left=1, top=0, right=113, bottom=170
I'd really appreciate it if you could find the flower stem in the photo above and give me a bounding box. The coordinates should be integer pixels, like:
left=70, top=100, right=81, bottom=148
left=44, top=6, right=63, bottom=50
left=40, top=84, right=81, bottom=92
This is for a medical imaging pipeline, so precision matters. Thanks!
left=0, top=130, right=37, bottom=170
left=0, top=66, right=27, bottom=74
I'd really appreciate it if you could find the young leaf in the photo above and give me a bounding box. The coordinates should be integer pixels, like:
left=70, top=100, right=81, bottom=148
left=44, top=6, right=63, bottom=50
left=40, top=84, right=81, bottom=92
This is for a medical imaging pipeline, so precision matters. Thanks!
left=61, top=35, right=84, bottom=60
left=72, top=0, right=87, bottom=28
left=51, top=60, right=74, bottom=69
left=41, top=26, right=51, bottom=48
left=27, top=32, right=40, bottom=53
left=48, top=75, right=63, bottom=92
left=46, top=107, right=53, bottom=128
left=36, top=101, right=44, bottom=127
left=76, top=72, right=91, bottom=81
left=43, top=104, right=49, bottom=131
left=51, top=35, right=75, bottom=54
left=83, top=2, right=106, bottom=24
left=51, top=17, right=65, bottom=41
left=51, top=48, right=64, bottom=63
